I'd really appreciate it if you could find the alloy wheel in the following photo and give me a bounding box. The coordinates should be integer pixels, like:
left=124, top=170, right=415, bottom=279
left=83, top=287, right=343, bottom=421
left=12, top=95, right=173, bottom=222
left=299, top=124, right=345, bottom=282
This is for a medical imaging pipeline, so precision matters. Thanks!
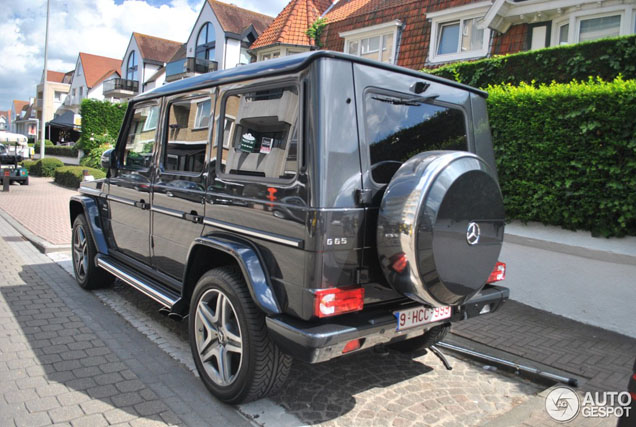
left=194, top=289, right=243, bottom=386
left=73, top=224, right=88, bottom=281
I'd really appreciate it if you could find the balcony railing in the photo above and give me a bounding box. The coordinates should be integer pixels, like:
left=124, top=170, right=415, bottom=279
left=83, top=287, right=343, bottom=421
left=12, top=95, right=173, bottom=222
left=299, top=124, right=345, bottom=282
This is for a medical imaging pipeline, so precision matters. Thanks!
left=103, top=78, right=139, bottom=98
left=166, top=57, right=218, bottom=82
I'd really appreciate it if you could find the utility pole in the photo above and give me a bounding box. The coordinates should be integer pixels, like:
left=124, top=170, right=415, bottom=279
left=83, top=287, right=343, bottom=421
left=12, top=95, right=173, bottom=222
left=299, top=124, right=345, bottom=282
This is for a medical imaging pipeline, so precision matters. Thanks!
left=40, top=0, right=50, bottom=158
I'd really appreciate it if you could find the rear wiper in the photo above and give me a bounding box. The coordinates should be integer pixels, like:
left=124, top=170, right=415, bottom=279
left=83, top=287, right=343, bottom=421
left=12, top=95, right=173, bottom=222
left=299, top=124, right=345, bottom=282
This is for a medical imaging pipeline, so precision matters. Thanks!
left=372, top=94, right=439, bottom=106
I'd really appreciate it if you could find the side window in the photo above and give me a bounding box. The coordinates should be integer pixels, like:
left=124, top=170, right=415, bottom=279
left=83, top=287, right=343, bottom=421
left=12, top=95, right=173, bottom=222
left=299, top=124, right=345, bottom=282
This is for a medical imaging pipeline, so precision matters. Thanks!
left=364, top=91, right=467, bottom=184
left=122, top=104, right=159, bottom=170
left=164, top=96, right=211, bottom=173
left=219, top=86, right=298, bottom=180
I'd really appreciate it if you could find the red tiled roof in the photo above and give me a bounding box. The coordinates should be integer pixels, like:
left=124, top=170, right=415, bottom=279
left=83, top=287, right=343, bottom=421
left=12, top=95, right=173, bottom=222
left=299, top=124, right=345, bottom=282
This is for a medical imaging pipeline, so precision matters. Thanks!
left=94, top=69, right=121, bottom=88
left=46, top=70, right=66, bottom=83
left=208, top=0, right=274, bottom=34
left=251, top=0, right=332, bottom=49
left=13, top=100, right=29, bottom=114
left=78, top=52, right=122, bottom=89
left=132, top=32, right=182, bottom=64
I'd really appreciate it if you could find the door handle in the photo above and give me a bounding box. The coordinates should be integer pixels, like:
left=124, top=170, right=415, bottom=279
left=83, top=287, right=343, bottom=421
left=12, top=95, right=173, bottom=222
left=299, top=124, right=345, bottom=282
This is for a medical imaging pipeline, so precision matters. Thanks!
left=134, top=200, right=149, bottom=210
left=183, top=212, right=203, bottom=223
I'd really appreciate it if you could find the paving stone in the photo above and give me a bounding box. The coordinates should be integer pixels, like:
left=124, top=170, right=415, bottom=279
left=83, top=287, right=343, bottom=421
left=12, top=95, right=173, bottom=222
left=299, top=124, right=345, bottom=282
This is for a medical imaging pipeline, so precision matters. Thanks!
left=14, top=411, right=51, bottom=427
left=25, top=395, right=60, bottom=412
left=103, top=407, right=138, bottom=425
left=48, top=404, right=84, bottom=424
left=80, top=399, right=114, bottom=415
left=86, top=384, right=119, bottom=399
left=70, top=413, right=108, bottom=427
left=56, top=391, right=90, bottom=407
left=133, top=400, right=168, bottom=416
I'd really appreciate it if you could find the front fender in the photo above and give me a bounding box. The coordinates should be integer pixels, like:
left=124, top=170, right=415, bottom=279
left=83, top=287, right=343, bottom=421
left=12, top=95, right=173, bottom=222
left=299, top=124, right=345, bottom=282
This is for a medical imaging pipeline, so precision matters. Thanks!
left=69, top=195, right=109, bottom=255
left=186, top=236, right=281, bottom=315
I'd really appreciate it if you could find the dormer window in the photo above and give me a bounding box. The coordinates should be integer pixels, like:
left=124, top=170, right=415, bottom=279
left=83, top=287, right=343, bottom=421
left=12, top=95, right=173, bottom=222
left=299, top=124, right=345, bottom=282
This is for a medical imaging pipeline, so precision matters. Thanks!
left=127, top=51, right=138, bottom=81
left=196, top=22, right=216, bottom=61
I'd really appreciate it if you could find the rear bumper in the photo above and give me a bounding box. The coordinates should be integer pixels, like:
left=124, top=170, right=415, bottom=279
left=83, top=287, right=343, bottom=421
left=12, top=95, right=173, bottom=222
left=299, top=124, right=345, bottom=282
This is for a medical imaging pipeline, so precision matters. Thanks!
left=266, top=284, right=509, bottom=363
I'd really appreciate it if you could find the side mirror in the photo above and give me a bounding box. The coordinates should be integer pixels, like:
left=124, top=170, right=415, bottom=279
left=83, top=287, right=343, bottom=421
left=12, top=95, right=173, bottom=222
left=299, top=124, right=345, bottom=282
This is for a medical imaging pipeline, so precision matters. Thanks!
left=101, top=148, right=116, bottom=170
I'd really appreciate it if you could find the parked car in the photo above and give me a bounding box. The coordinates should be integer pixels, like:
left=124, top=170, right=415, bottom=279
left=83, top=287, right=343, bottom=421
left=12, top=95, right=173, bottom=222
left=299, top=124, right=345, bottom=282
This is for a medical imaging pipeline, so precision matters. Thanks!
left=69, top=51, right=508, bottom=403
left=0, top=143, right=28, bottom=185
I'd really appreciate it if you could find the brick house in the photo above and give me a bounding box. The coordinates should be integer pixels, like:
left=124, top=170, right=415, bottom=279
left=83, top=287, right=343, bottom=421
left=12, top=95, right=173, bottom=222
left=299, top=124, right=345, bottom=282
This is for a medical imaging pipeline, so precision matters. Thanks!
left=253, top=0, right=636, bottom=69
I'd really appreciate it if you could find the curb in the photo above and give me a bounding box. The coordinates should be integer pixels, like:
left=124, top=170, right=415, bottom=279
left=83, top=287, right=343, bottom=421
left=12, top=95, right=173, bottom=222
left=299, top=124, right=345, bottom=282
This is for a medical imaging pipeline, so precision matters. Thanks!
left=504, top=232, right=636, bottom=266
left=0, top=208, right=71, bottom=254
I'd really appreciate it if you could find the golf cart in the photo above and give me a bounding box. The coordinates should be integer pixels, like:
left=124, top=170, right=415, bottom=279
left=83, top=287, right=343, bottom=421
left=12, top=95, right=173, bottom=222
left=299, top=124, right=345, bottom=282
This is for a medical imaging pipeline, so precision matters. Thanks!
left=0, top=132, right=30, bottom=186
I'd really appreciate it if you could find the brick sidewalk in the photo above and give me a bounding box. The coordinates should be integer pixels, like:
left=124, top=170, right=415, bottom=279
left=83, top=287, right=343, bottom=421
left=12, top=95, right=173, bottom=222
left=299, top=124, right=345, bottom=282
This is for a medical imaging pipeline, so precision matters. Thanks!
left=0, top=177, right=76, bottom=245
left=451, top=301, right=636, bottom=393
left=0, top=216, right=249, bottom=426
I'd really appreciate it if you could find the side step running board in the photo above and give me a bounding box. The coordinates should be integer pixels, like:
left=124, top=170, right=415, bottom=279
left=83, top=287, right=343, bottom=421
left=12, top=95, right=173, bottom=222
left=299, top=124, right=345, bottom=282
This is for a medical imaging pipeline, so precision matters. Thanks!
left=96, top=255, right=180, bottom=308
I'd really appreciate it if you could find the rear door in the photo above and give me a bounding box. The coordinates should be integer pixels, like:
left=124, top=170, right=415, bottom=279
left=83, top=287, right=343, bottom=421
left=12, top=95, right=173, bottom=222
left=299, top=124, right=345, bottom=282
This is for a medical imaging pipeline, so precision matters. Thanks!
left=106, top=101, right=160, bottom=264
left=352, top=64, right=472, bottom=282
left=150, top=90, right=214, bottom=281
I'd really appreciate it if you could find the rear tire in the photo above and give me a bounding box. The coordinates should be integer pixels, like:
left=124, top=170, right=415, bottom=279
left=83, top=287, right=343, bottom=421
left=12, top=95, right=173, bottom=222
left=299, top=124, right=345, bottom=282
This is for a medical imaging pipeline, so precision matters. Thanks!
left=390, top=323, right=450, bottom=353
left=189, top=267, right=291, bottom=404
left=71, top=214, right=114, bottom=289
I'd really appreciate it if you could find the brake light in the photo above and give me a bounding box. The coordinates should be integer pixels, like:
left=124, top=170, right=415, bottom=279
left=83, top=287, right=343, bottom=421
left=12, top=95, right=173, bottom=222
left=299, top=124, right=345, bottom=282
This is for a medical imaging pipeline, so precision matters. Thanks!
left=314, top=287, right=364, bottom=318
left=487, top=262, right=506, bottom=283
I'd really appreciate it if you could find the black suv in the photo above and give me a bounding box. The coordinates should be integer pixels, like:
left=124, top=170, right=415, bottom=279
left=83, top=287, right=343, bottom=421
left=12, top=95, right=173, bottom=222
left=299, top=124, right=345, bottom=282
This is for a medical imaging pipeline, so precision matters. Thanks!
left=70, top=51, right=508, bottom=403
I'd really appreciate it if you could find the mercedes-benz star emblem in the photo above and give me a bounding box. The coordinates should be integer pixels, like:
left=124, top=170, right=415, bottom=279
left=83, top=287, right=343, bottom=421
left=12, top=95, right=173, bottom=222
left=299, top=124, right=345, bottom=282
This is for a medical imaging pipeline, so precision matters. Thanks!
left=466, top=222, right=480, bottom=245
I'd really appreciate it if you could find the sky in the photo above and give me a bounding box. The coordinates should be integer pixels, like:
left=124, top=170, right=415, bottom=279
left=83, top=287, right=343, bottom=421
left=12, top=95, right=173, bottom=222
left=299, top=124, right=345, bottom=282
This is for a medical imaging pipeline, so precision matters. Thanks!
left=0, top=0, right=288, bottom=113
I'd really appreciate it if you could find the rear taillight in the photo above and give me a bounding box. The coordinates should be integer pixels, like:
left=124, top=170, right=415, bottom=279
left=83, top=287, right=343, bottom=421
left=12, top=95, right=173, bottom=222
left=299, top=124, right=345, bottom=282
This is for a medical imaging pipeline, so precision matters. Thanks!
left=487, top=262, right=506, bottom=283
left=314, top=287, right=364, bottom=318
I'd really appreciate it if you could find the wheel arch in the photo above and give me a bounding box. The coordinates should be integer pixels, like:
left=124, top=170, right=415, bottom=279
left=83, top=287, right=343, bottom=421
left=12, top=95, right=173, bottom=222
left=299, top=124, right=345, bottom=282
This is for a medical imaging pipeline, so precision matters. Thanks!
left=70, top=195, right=109, bottom=255
left=179, top=236, right=282, bottom=317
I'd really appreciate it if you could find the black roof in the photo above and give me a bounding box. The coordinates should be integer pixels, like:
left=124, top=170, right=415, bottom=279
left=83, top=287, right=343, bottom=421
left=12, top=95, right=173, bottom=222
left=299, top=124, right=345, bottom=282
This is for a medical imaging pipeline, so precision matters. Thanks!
left=136, top=51, right=487, bottom=101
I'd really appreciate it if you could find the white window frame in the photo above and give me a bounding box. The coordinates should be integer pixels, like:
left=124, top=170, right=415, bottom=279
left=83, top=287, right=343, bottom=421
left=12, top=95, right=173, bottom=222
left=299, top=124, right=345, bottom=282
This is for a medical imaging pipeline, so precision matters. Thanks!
left=258, top=48, right=283, bottom=62
left=426, top=2, right=491, bottom=64
left=340, top=20, right=402, bottom=64
left=550, top=5, right=636, bottom=46
left=142, top=105, right=159, bottom=132
left=194, top=99, right=211, bottom=130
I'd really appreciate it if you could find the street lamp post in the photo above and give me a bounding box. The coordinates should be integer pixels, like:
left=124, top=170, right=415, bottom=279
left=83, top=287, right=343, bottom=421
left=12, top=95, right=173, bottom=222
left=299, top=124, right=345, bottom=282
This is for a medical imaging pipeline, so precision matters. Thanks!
left=40, top=0, right=50, bottom=158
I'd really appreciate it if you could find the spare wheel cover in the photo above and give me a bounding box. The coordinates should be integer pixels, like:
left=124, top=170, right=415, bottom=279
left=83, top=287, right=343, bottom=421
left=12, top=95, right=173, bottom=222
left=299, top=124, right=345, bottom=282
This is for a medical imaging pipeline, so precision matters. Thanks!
left=376, top=151, right=505, bottom=306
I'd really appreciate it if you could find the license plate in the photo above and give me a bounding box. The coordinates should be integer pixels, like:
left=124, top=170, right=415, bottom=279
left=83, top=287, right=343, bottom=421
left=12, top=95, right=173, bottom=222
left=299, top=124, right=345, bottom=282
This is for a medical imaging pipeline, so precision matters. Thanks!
left=394, top=305, right=452, bottom=331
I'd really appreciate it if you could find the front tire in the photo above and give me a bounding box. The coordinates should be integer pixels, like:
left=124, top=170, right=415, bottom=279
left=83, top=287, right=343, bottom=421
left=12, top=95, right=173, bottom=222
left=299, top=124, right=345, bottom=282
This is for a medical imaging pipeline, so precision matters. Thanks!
left=71, top=214, right=114, bottom=289
left=189, top=267, right=291, bottom=403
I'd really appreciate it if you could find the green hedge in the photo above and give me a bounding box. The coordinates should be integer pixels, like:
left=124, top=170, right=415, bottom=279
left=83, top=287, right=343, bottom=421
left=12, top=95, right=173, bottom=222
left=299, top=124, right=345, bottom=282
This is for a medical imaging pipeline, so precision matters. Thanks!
left=488, top=78, right=636, bottom=237
left=79, top=99, right=127, bottom=152
left=425, top=35, right=636, bottom=88
left=54, top=166, right=106, bottom=189
left=21, top=160, right=37, bottom=174
left=36, top=145, right=79, bottom=157
left=29, top=158, right=64, bottom=177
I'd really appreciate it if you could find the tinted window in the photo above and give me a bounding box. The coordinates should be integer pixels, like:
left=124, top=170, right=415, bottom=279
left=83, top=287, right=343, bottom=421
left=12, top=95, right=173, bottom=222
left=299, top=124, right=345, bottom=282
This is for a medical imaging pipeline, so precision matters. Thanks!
left=365, top=92, right=467, bottom=184
left=122, top=105, right=159, bottom=170
left=164, top=97, right=210, bottom=173
left=219, top=87, right=299, bottom=180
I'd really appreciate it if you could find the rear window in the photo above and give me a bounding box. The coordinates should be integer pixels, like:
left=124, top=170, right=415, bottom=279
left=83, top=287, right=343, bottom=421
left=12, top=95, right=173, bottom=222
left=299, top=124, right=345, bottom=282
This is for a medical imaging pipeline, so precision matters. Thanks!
left=364, top=91, right=468, bottom=184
